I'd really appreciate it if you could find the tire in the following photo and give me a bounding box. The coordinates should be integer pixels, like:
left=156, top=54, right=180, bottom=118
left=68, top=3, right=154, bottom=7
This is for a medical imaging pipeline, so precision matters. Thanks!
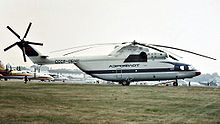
left=122, top=81, right=126, bottom=86
left=173, top=82, right=178, bottom=86
left=122, top=81, right=130, bottom=86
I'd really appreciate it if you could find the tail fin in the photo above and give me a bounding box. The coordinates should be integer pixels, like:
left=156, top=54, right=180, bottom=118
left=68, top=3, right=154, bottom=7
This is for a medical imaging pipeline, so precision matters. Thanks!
left=18, top=44, right=48, bottom=64
left=18, top=44, right=42, bottom=57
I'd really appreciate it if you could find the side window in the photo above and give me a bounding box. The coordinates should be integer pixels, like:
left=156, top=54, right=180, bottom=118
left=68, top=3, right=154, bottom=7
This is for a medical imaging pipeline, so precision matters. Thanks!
left=124, top=52, right=147, bottom=62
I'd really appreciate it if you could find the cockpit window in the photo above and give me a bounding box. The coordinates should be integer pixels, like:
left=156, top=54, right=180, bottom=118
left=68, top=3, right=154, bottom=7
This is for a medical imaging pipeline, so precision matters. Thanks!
left=188, top=65, right=194, bottom=70
left=184, top=65, right=189, bottom=70
left=174, top=65, right=194, bottom=71
left=174, top=65, right=180, bottom=70
left=124, top=52, right=147, bottom=63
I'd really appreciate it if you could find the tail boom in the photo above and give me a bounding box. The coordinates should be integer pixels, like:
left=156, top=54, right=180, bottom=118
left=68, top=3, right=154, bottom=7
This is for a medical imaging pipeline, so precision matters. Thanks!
left=20, top=44, right=79, bottom=65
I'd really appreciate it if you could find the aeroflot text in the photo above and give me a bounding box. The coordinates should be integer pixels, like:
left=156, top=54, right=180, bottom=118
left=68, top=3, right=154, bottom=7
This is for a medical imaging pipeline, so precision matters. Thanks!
left=109, top=64, right=140, bottom=68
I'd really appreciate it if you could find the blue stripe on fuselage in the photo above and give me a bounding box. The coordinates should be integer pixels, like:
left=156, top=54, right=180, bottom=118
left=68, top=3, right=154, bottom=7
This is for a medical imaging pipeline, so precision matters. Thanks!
left=85, top=68, right=194, bottom=75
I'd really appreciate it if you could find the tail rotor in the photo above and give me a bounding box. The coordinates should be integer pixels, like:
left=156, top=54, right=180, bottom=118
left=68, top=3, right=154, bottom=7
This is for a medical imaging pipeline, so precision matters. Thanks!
left=4, top=22, right=43, bottom=62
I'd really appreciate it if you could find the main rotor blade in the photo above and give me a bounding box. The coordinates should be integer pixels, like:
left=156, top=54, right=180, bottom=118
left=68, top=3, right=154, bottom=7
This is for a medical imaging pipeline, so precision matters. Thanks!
left=21, top=47, right=27, bottom=62
left=26, top=41, right=43, bottom=46
left=63, top=47, right=93, bottom=56
left=50, top=43, right=119, bottom=53
left=169, top=55, right=179, bottom=61
left=138, top=43, right=164, bottom=53
left=7, top=26, right=21, bottom=40
left=4, top=42, right=18, bottom=51
left=149, top=44, right=217, bottom=60
left=23, top=22, right=32, bottom=39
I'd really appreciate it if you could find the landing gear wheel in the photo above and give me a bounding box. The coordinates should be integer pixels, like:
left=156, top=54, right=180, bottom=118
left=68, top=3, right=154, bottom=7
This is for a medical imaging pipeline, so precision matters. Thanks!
left=122, top=81, right=130, bottom=86
left=173, top=82, right=178, bottom=86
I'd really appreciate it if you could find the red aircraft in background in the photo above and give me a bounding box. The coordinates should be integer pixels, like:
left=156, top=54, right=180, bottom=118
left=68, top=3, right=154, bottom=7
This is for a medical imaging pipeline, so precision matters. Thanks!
left=0, top=61, right=53, bottom=83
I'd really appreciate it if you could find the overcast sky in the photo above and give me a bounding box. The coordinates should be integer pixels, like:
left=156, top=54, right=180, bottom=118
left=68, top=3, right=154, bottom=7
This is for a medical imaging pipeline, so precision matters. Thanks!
left=0, top=0, right=220, bottom=74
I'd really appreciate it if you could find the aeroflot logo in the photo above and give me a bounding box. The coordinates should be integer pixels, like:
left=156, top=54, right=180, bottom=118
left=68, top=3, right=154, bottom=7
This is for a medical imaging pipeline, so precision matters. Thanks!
left=109, top=64, right=140, bottom=68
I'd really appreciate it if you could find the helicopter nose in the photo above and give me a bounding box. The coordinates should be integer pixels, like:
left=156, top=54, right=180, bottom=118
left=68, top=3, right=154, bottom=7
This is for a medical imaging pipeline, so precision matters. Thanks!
left=195, top=72, right=201, bottom=76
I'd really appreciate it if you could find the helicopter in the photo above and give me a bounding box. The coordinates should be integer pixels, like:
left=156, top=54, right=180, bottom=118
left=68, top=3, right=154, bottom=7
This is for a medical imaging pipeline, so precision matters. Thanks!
left=4, top=22, right=216, bottom=86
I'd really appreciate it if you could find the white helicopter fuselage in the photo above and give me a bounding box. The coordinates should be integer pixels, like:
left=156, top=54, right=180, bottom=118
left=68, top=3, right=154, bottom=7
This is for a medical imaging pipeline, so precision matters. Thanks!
left=75, top=57, right=198, bottom=82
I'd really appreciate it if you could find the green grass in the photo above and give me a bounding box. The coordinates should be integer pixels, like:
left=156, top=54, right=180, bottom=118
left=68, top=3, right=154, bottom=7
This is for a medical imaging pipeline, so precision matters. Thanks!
left=0, top=81, right=220, bottom=123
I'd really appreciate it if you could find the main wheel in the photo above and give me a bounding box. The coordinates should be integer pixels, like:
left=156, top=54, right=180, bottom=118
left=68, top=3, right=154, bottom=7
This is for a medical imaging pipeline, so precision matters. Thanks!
left=122, top=81, right=130, bottom=86
left=173, top=82, right=178, bottom=86
left=122, top=81, right=126, bottom=86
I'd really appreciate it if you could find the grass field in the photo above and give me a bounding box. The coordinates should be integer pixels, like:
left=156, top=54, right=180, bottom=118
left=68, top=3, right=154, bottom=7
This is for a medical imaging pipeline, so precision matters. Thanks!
left=0, top=81, right=220, bottom=123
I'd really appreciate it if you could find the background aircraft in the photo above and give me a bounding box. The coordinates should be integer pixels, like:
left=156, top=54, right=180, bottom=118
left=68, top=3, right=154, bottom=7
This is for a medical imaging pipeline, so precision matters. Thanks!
left=0, top=60, right=53, bottom=83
